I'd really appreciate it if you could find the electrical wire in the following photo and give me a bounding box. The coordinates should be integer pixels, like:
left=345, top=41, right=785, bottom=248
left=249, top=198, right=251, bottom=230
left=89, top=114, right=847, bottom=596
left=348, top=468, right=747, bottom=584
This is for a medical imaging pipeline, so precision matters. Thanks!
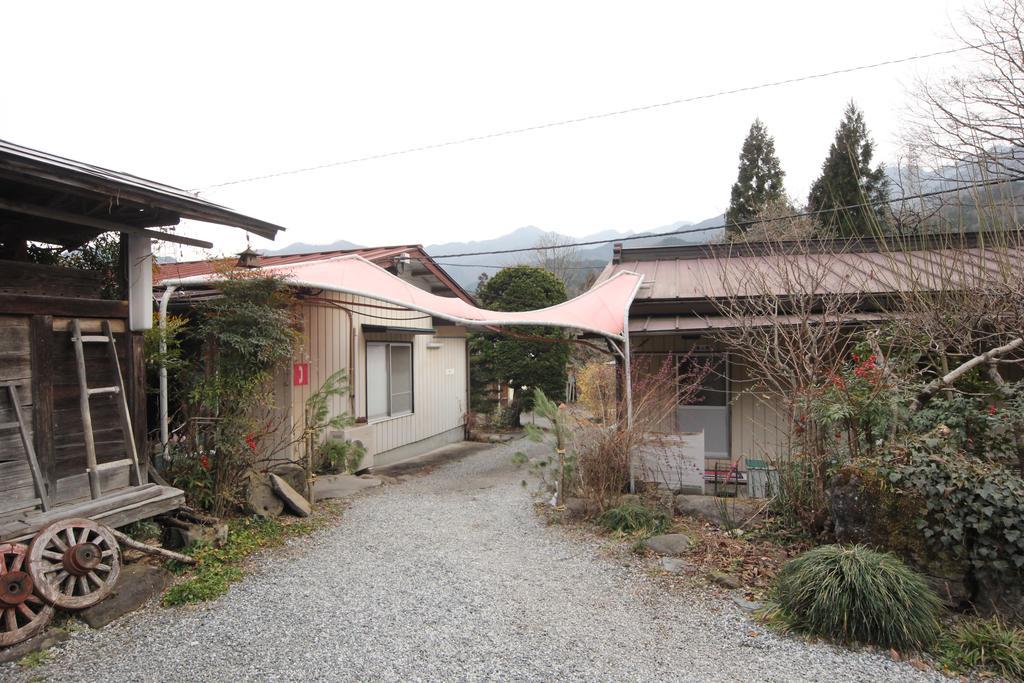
left=199, top=45, right=976, bottom=191
left=429, top=176, right=1024, bottom=258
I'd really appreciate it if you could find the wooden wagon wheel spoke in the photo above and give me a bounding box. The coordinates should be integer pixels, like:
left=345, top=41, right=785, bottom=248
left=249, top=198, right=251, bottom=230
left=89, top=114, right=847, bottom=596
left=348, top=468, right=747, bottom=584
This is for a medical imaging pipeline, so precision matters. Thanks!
left=0, top=542, right=54, bottom=648
left=28, top=519, right=121, bottom=610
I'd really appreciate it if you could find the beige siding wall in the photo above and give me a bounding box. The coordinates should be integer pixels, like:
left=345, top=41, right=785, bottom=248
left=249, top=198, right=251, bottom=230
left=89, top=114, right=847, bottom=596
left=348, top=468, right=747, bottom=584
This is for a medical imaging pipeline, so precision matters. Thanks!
left=284, top=291, right=467, bottom=464
left=631, top=333, right=790, bottom=465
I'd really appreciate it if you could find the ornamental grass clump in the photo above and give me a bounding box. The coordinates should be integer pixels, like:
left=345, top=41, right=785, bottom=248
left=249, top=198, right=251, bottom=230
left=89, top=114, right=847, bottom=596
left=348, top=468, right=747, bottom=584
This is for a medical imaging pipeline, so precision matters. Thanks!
left=937, top=617, right=1024, bottom=681
left=766, top=544, right=943, bottom=650
left=597, top=504, right=670, bottom=536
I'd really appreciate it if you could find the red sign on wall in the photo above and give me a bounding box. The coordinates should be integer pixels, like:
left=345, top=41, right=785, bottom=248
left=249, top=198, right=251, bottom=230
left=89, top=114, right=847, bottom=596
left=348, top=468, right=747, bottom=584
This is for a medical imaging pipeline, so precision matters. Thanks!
left=293, top=363, right=309, bottom=386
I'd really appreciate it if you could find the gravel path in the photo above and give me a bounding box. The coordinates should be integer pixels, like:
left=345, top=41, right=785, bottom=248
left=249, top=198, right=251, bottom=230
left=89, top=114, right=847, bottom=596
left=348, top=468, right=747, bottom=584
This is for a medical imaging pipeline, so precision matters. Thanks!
left=2, top=438, right=946, bottom=682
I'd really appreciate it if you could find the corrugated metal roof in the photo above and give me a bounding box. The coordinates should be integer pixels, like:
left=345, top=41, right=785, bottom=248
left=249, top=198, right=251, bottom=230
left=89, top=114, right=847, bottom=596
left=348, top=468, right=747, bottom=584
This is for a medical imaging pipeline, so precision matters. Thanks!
left=598, top=236, right=1022, bottom=303
left=0, top=138, right=285, bottom=239
left=629, top=312, right=887, bottom=334
left=154, top=245, right=475, bottom=304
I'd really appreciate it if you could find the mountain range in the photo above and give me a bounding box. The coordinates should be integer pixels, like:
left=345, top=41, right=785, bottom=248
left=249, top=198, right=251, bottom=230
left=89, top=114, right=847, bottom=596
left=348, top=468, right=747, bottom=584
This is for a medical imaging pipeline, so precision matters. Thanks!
left=267, top=215, right=725, bottom=292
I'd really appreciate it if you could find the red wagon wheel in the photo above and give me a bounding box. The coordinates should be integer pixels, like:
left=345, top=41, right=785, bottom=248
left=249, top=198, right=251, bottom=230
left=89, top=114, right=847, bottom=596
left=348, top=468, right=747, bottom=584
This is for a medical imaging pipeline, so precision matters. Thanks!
left=28, top=518, right=121, bottom=610
left=0, top=542, right=54, bottom=647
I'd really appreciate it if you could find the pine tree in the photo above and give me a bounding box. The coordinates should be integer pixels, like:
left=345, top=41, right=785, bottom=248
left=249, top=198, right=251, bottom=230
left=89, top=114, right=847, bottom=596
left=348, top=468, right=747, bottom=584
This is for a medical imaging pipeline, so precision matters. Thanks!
left=469, top=266, right=569, bottom=427
left=726, top=119, right=786, bottom=238
left=807, top=102, right=888, bottom=237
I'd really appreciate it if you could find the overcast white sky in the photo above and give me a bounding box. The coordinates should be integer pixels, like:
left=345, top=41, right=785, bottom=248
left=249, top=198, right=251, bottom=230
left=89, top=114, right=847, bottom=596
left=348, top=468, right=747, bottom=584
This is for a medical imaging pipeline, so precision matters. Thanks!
left=2, top=1, right=970, bottom=259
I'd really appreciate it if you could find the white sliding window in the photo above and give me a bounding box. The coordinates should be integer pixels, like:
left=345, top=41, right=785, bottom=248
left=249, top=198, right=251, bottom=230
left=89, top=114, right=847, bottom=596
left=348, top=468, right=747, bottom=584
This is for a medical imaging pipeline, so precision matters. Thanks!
left=366, top=342, right=413, bottom=419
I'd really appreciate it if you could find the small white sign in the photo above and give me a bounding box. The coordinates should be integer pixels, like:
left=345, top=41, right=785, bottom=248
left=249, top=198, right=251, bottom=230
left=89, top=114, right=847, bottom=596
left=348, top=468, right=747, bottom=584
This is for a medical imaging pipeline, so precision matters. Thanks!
left=445, top=368, right=455, bottom=376
left=632, top=432, right=705, bottom=493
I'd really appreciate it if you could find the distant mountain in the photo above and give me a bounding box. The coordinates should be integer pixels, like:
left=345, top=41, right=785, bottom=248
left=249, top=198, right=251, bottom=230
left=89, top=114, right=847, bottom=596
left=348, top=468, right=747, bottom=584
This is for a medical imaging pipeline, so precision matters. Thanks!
left=426, top=216, right=724, bottom=291
left=266, top=215, right=725, bottom=292
left=266, top=239, right=362, bottom=255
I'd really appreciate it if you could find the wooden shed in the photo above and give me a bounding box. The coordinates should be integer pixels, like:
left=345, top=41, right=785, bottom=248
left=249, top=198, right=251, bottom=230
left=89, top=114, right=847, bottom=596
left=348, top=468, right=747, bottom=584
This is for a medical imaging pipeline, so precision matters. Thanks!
left=0, top=139, right=284, bottom=541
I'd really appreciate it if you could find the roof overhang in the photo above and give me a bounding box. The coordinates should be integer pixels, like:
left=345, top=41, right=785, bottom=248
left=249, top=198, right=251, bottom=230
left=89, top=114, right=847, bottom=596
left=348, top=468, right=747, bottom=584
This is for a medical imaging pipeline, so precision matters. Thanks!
left=0, top=138, right=286, bottom=250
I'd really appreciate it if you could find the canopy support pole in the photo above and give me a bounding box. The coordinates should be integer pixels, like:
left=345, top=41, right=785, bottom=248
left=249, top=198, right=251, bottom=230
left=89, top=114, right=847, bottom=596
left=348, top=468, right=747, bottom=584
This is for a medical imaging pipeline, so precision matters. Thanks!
left=623, top=312, right=635, bottom=493
left=158, top=285, right=177, bottom=462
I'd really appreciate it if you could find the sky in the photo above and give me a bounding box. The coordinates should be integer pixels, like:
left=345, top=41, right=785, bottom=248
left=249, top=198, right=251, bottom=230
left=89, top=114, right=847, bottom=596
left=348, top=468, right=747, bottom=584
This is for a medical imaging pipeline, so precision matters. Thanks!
left=1, top=0, right=972, bottom=260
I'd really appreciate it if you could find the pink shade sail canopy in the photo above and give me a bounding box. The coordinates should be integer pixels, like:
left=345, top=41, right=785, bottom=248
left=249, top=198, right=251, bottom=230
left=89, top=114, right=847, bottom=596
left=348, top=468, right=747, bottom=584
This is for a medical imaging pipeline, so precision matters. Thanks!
left=159, top=254, right=644, bottom=341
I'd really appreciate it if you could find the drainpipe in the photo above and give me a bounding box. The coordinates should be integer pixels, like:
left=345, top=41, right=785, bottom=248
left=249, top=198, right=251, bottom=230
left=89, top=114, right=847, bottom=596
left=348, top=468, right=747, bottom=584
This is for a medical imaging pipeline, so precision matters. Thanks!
left=158, top=285, right=177, bottom=458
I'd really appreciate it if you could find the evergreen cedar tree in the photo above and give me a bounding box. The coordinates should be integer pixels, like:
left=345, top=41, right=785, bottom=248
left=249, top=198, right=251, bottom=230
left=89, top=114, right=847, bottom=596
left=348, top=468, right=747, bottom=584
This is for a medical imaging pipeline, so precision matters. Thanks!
left=807, top=102, right=888, bottom=237
left=726, top=118, right=786, bottom=238
left=470, top=266, right=570, bottom=426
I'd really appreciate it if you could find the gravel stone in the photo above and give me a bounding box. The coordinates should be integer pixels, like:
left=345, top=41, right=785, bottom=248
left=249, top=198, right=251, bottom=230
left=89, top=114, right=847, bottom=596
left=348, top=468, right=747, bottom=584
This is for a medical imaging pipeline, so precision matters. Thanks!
left=0, top=437, right=948, bottom=682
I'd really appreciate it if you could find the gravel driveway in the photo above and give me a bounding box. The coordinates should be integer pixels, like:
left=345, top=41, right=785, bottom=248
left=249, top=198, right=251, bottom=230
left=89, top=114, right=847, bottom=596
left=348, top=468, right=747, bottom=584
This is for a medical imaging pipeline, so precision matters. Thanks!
left=3, top=438, right=945, bottom=682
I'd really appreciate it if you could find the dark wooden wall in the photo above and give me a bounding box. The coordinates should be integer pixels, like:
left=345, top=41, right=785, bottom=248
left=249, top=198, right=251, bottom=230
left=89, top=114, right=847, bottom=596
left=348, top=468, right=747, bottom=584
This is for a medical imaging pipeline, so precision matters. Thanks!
left=0, top=260, right=146, bottom=512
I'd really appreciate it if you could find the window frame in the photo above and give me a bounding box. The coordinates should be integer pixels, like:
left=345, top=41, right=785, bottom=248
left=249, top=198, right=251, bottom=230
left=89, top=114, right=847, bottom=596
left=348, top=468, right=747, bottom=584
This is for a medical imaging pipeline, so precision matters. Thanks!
left=365, top=341, right=414, bottom=421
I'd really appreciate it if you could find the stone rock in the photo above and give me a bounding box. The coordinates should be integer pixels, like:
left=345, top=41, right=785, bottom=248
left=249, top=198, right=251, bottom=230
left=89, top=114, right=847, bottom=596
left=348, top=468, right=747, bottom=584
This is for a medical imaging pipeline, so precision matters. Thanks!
left=643, top=533, right=692, bottom=556
left=673, top=494, right=757, bottom=527
left=163, top=520, right=228, bottom=550
left=245, top=472, right=284, bottom=518
left=659, top=557, right=694, bottom=574
left=730, top=590, right=763, bottom=612
left=707, top=571, right=743, bottom=589
left=563, top=497, right=597, bottom=521
left=656, top=489, right=675, bottom=517
left=829, top=466, right=972, bottom=609
left=269, top=462, right=312, bottom=501
left=0, top=627, right=70, bottom=664
left=975, top=580, right=1024, bottom=622
left=78, top=563, right=173, bottom=629
left=270, top=473, right=312, bottom=517
left=927, top=573, right=972, bottom=611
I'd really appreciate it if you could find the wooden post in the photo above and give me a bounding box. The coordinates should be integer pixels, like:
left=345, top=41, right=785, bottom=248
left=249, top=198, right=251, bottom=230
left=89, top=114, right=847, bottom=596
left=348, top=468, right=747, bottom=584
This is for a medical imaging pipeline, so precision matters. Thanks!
left=126, top=330, right=148, bottom=483
left=29, top=315, right=56, bottom=489
left=71, top=319, right=102, bottom=499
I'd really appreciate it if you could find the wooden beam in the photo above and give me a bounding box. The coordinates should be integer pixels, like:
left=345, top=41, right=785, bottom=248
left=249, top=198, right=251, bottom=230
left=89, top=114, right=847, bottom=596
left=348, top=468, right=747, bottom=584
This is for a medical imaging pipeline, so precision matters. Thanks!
left=0, top=198, right=213, bottom=248
left=0, top=294, right=128, bottom=318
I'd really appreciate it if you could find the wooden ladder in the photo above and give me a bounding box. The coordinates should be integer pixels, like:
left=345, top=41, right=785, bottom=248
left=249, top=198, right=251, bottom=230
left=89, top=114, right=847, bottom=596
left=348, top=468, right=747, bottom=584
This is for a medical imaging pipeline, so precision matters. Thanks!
left=70, top=319, right=142, bottom=499
left=0, top=382, right=50, bottom=511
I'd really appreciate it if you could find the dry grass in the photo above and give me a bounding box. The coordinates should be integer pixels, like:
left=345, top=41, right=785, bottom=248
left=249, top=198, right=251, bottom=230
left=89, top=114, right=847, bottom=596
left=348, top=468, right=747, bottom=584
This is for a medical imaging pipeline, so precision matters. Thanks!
left=670, top=515, right=799, bottom=592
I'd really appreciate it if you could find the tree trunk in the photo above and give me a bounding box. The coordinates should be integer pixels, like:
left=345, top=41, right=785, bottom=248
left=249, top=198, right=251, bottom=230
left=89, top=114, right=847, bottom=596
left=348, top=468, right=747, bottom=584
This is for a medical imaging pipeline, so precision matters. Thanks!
left=909, top=338, right=1023, bottom=414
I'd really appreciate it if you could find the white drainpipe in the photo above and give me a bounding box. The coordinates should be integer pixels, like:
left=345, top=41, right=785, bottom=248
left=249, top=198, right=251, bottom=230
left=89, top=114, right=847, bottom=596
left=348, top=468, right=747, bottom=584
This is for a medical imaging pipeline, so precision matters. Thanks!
left=158, top=285, right=177, bottom=457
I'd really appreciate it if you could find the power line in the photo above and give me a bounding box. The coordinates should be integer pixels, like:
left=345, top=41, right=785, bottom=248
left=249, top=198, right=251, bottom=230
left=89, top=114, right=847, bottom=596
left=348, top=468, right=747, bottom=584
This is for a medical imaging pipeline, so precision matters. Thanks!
left=428, top=176, right=1023, bottom=258
left=200, top=45, right=974, bottom=191
left=434, top=261, right=599, bottom=270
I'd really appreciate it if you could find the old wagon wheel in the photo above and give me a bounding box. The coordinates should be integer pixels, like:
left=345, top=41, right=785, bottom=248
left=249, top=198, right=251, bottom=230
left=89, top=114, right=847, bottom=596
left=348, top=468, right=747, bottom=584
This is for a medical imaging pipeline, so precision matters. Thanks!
left=0, top=542, right=54, bottom=648
left=28, top=518, right=121, bottom=610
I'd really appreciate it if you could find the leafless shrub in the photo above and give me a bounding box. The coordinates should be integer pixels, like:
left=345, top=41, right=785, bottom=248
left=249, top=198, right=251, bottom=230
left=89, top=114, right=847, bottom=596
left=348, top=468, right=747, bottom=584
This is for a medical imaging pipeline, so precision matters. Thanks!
left=707, top=236, right=878, bottom=530
left=572, top=354, right=710, bottom=509
left=530, top=231, right=585, bottom=292
left=909, top=0, right=1024, bottom=183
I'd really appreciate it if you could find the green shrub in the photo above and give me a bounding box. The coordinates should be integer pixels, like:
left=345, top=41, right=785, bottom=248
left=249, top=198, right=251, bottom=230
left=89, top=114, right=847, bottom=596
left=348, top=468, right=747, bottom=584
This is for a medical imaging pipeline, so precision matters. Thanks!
left=937, top=617, right=1024, bottom=681
left=880, top=436, right=1024, bottom=583
left=765, top=544, right=943, bottom=649
left=318, top=438, right=365, bottom=474
left=597, top=504, right=670, bottom=536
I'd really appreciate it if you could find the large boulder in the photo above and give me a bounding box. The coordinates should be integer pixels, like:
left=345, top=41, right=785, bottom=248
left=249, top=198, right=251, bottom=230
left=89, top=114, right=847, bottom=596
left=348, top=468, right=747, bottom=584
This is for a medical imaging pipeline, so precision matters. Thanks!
left=673, top=494, right=757, bottom=527
left=643, top=533, right=692, bottom=556
left=270, top=473, right=312, bottom=517
left=269, top=462, right=312, bottom=501
left=829, top=465, right=971, bottom=610
left=975, top=580, right=1024, bottom=622
left=244, top=472, right=284, bottom=518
